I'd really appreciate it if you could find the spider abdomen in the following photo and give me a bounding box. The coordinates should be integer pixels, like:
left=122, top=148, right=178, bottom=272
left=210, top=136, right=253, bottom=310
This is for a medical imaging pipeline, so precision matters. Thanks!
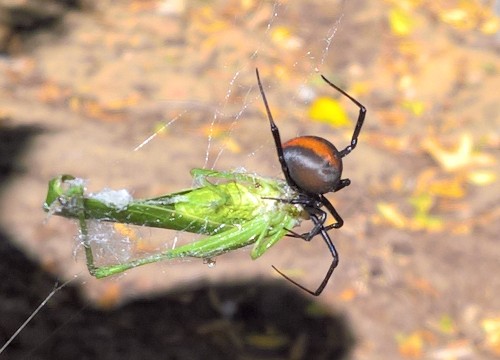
left=283, top=136, right=343, bottom=195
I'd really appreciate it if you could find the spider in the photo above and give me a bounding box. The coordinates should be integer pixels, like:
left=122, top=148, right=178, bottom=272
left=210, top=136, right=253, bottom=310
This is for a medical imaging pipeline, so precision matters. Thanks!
left=255, top=68, right=366, bottom=296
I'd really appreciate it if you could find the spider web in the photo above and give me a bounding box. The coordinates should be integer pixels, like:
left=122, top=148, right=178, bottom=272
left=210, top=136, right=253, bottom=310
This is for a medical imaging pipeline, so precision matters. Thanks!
left=73, top=0, right=349, bottom=286
left=86, top=0, right=348, bottom=268
left=133, top=0, right=347, bottom=173
left=0, top=1, right=350, bottom=354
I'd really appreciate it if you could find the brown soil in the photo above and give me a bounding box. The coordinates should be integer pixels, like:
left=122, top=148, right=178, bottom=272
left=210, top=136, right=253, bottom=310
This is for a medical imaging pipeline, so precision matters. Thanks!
left=1, top=1, right=499, bottom=359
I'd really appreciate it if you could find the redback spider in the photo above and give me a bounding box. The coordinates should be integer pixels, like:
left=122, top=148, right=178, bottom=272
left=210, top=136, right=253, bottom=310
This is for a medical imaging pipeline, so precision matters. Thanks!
left=256, top=68, right=366, bottom=296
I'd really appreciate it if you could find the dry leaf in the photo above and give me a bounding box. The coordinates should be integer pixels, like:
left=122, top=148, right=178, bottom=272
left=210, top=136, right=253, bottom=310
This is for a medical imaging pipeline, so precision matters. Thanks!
left=96, top=283, right=122, bottom=309
left=482, top=317, right=500, bottom=355
left=271, top=26, right=303, bottom=50
left=409, top=194, right=443, bottom=232
left=421, top=133, right=496, bottom=172
left=401, top=99, right=426, bottom=116
left=376, top=202, right=408, bottom=229
left=339, top=287, right=357, bottom=302
left=427, top=177, right=466, bottom=198
left=467, top=170, right=497, bottom=186
left=397, top=331, right=424, bottom=358
left=480, top=17, right=500, bottom=35
left=440, top=8, right=474, bottom=29
left=221, top=137, right=242, bottom=154
left=430, top=340, right=474, bottom=359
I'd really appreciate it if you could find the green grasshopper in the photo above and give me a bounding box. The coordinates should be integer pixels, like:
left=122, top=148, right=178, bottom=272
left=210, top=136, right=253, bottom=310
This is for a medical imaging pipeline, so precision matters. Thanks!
left=44, top=169, right=303, bottom=279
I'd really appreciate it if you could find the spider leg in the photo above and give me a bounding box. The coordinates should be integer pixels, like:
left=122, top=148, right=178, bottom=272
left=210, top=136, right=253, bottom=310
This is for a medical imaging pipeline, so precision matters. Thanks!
left=256, top=68, right=297, bottom=189
left=256, top=69, right=350, bottom=295
left=284, top=206, right=327, bottom=241
left=320, top=75, right=366, bottom=158
left=284, top=228, right=308, bottom=239
left=301, top=205, right=328, bottom=240
left=272, top=214, right=339, bottom=296
left=287, top=194, right=343, bottom=238
left=318, top=194, right=344, bottom=231
left=334, top=179, right=351, bottom=192
left=262, top=195, right=326, bottom=240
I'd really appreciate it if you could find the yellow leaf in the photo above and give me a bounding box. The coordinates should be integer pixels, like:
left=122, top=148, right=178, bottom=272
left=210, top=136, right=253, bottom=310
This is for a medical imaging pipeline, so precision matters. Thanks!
left=409, top=193, right=433, bottom=214
left=481, top=17, right=500, bottom=35
left=421, top=133, right=496, bottom=172
left=397, top=331, right=424, bottom=358
left=271, top=26, right=291, bottom=43
left=482, top=317, right=500, bottom=355
left=308, top=97, right=351, bottom=127
left=412, top=214, right=443, bottom=232
left=389, top=8, right=416, bottom=36
left=221, top=137, right=242, bottom=154
left=467, top=170, right=497, bottom=186
left=440, top=8, right=471, bottom=27
left=271, top=26, right=303, bottom=50
left=409, top=194, right=444, bottom=232
left=402, top=99, right=426, bottom=116
left=409, top=194, right=442, bottom=231
left=377, top=202, right=408, bottom=229
left=428, top=177, right=466, bottom=198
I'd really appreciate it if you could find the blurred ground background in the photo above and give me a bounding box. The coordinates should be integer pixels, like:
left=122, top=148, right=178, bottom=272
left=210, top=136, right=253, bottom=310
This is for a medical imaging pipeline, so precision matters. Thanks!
left=0, top=0, right=499, bottom=359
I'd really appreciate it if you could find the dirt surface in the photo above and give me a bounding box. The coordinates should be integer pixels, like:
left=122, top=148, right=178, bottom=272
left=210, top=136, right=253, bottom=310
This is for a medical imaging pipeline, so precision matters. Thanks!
left=1, top=1, right=499, bottom=359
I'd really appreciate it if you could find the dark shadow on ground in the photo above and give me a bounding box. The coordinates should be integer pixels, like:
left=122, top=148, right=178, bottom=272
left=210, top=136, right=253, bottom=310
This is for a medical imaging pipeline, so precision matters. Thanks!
left=0, top=0, right=88, bottom=54
left=0, top=125, right=355, bottom=359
